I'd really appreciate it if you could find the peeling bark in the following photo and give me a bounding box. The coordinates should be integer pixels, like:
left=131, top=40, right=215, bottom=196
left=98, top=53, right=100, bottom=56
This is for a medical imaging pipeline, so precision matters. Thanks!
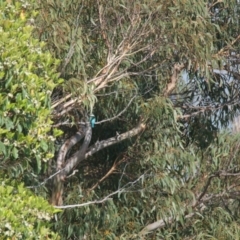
left=51, top=130, right=86, bottom=205
left=64, top=123, right=146, bottom=175
left=51, top=122, right=145, bottom=206
left=51, top=124, right=92, bottom=206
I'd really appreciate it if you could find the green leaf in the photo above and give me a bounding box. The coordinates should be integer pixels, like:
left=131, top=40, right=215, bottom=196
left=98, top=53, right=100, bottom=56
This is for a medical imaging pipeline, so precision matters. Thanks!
left=12, top=147, right=18, bottom=159
left=40, top=140, right=48, bottom=151
left=0, top=141, right=6, bottom=155
left=5, top=118, right=14, bottom=130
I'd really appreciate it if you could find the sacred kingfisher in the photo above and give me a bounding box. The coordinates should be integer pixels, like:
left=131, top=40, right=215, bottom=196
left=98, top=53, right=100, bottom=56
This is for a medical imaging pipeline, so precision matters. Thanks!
left=90, top=114, right=96, bottom=128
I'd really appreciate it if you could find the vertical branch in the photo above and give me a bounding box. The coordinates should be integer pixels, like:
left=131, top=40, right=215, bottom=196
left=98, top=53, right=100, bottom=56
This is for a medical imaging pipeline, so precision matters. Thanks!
left=56, top=131, right=85, bottom=173
left=62, top=123, right=92, bottom=176
left=51, top=125, right=92, bottom=206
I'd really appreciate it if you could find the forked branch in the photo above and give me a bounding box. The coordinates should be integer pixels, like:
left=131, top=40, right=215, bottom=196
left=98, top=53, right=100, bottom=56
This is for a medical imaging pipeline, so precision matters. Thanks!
left=51, top=122, right=145, bottom=205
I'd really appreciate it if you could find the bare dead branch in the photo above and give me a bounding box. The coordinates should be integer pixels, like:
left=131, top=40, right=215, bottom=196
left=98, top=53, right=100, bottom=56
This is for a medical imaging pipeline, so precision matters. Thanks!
left=51, top=94, right=136, bottom=127
left=51, top=123, right=145, bottom=205
left=89, top=163, right=117, bottom=191
left=51, top=12, right=160, bottom=117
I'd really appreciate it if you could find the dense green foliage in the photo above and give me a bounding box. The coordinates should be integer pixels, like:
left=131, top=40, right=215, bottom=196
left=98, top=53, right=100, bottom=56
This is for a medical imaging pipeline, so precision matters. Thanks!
left=1, top=0, right=240, bottom=239
left=0, top=180, right=60, bottom=239
left=0, top=1, right=61, bottom=238
left=0, top=0, right=61, bottom=178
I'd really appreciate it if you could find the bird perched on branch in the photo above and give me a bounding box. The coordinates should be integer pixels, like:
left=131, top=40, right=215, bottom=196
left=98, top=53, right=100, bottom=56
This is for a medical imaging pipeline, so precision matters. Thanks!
left=90, top=114, right=96, bottom=128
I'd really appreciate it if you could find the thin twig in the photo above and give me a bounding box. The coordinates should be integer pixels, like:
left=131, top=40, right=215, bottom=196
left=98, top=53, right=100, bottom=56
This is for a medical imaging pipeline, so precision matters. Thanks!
left=96, top=94, right=137, bottom=124
left=26, top=170, right=62, bottom=189
left=54, top=173, right=146, bottom=208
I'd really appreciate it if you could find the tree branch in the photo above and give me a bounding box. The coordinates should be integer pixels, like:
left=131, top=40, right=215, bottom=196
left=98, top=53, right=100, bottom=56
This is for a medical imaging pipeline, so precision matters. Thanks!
left=164, top=63, right=185, bottom=97
left=51, top=123, right=92, bottom=205
left=140, top=168, right=240, bottom=236
left=197, top=174, right=217, bottom=203
left=56, top=130, right=85, bottom=172
left=139, top=213, right=195, bottom=236
left=54, top=172, right=146, bottom=209
left=63, top=123, right=146, bottom=175
left=89, top=156, right=126, bottom=191
left=215, top=34, right=240, bottom=57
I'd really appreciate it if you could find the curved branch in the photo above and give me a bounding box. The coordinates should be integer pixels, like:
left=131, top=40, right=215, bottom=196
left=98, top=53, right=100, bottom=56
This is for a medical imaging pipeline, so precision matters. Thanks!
left=51, top=123, right=92, bottom=206
left=197, top=174, right=217, bottom=203
left=63, top=123, right=146, bottom=175
left=56, top=130, right=85, bottom=171
left=29, top=124, right=145, bottom=193
left=63, top=123, right=92, bottom=176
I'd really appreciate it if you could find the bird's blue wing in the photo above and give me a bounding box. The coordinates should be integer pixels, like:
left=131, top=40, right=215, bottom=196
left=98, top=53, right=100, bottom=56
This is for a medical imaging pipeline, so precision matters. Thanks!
left=90, top=116, right=96, bottom=128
